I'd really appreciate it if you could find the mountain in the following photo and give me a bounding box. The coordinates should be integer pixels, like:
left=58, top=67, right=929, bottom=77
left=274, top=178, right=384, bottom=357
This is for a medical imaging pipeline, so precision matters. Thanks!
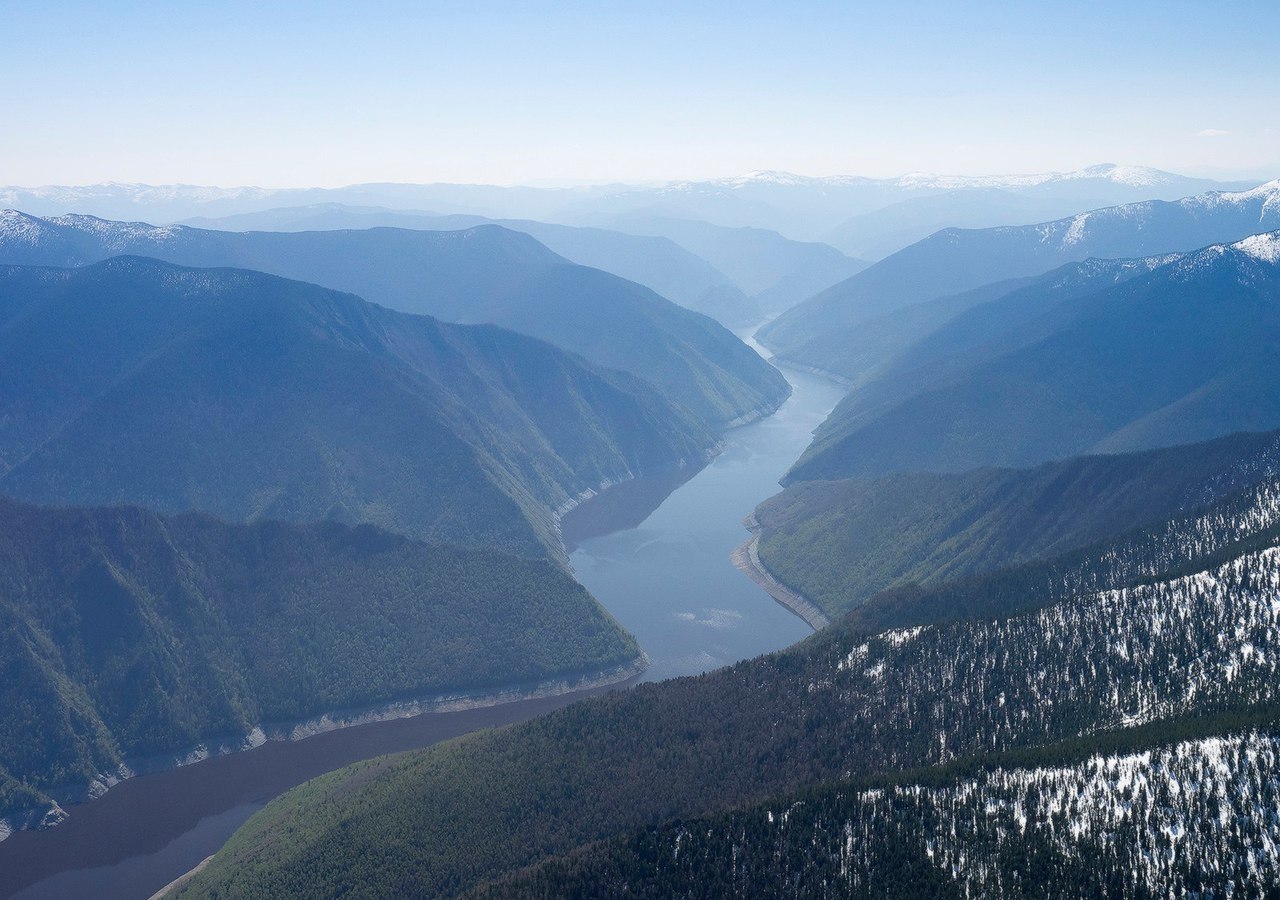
left=753, top=428, right=1280, bottom=619
left=552, top=165, right=1253, bottom=240
left=0, top=498, right=640, bottom=832
left=786, top=235, right=1280, bottom=481
left=759, top=180, right=1280, bottom=380
left=0, top=257, right=714, bottom=557
left=823, top=187, right=1102, bottom=260
left=176, top=469, right=1280, bottom=898
left=179, top=204, right=761, bottom=327
left=2, top=165, right=1245, bottom=243
left=482, top=724, right=1280, bottom=898
left=0, top=212, right=790, bottom=428
left=574, top=215, right=869, bottom=316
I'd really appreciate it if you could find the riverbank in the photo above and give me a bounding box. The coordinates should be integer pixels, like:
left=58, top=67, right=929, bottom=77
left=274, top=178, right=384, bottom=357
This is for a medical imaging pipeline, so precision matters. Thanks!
left=0, top=664, right=646, bottom=900
left=730, top=514, right=831, bottom=630
left=0, top=655, right=645, bottom=848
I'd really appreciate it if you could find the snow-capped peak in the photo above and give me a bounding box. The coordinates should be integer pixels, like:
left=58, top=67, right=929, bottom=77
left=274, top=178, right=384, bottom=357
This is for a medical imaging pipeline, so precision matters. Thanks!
left=1233, top=231, right=1280, bottom=263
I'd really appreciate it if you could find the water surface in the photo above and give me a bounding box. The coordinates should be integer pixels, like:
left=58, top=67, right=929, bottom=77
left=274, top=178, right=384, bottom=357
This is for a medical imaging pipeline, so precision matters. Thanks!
left=570, top=358, right=845, bottom=682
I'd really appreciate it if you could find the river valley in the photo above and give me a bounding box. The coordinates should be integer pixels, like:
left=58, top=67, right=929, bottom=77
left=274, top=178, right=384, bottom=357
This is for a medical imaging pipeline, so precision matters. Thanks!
left=0, top=346, right=845, bottom=899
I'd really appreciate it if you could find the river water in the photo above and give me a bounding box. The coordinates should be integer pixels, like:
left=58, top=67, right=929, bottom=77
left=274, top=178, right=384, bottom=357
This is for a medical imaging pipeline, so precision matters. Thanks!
left=567, top=355, right=846, bottom=681
left=0, top=347, right=844, bottom=899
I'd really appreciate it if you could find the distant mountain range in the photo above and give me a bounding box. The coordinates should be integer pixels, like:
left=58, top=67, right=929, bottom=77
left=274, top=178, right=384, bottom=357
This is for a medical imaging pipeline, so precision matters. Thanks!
left=785, top=234, right=1280, bottom=481
left=0, top=257, right=714, bottom=557
left=0, top=211, right=789, bottom=428
left=0, top=498, right=640, bottom=831
left=0, top=164, right=1255, bottom=241
left=759, top=179, right=1280, bottom=381
left=177, top=205, right=766, bottom=327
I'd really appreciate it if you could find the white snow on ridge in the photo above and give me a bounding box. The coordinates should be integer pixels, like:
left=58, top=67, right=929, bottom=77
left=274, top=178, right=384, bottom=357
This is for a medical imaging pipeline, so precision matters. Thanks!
left=1234, top=231, right=1280, bottom=262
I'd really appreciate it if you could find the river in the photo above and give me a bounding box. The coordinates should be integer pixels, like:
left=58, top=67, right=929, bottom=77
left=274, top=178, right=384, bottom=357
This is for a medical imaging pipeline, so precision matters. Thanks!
left=0, top=346, right=844, bottom=899
left=566, top=353, right=845, bottom=681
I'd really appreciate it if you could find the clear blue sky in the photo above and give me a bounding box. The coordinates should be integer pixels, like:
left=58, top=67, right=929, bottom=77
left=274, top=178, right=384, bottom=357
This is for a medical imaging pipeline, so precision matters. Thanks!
left=4, top=0, right=1277, bottom=186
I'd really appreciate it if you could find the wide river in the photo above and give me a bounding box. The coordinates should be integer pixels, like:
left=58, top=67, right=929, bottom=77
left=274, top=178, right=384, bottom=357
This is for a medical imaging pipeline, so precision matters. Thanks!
left=0, top=347, right=844, bottom=900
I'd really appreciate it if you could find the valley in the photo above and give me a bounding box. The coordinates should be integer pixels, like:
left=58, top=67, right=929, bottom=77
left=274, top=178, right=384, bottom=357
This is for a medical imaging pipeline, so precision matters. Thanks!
left=0, top=347, right=840, bottom=899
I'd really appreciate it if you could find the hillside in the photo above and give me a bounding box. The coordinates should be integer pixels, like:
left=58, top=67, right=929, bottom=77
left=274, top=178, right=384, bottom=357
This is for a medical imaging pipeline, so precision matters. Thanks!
left=759, top=179, right=1280, bottom=379
left=179, top=204, right=763, bottom=327
left=754, top=428, right=1280, bottom=618
left=482, top=723, right=1280, bottom=897
left=0, top=211, right=789, bottom=428
left=0, top=498, right=639, bottom=833
left=0, top=258, right=714, bottom=557
left=178, top=472, right=1280, bottom=898
left=787, top=236, right=1280, bottom=481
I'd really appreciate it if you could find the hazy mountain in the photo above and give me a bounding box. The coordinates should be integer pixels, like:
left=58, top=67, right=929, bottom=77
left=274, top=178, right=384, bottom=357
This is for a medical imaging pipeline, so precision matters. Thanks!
left=178, top=471, right=1280, bottom=898
left=0, top=498, right=639, bottom=829
left=551, top=164, right=1253, bottom=239
left=1, top=164, right=1245, bottom=243
left=786, top=235, right=1280, bottom=481
left=584, top=214, right=869, bottom=317
left=823, top=187, right=1101, bottom=260
left=759, top=179, right=1280, bottom=379
left=0, top=211, right=789, bottom=427
left=755, top=429, right=1280, bottom=619
left=177, top=204, right=761, bottom=327
left=0, top=257, right=714, bottom=557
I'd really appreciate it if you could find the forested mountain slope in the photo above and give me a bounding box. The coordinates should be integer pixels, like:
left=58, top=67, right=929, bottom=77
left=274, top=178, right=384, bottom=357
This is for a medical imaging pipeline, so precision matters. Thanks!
left=759, top=179, right=1280, bottom=379
left=0, top=211, right=789, bottom=427
left=0, top=498, right=638, bottom=834
left=484, top=724, right=1280, bottom=898
left=180, top=469, right=1280, bottom=898
left=788, top=235, right=1280, bottom=481
left=0, top=258, right=713, bottom=556
left=755, top=428, right=1280, bottom=618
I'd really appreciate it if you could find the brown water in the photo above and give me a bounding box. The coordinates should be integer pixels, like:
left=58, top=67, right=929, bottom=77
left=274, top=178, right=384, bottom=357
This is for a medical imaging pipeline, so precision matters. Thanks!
left=0, top=681, right=632, bottom=900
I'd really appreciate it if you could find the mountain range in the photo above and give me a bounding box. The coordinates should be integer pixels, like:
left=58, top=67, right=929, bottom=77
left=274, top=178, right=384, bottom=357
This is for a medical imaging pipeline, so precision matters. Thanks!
left=0, top=257, right=713, bottom=557
left=0, top=164, right=1252, bottom=241
left=759, top=179, right=1280, bottom=380
left=0, top=211, right=790, bottom=428
left=787, top=234, right=1280, bottom=481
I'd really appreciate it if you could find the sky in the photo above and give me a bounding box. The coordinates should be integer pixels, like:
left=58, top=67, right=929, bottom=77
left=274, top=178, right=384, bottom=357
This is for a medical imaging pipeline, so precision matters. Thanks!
left=3, top=0, right=1278, bottom=187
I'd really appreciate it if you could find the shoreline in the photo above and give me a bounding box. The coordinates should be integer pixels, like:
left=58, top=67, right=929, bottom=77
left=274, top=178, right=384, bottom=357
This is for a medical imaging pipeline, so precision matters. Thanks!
left=2, top=656, right=647, bottom=845
left=731, top=514, right=831, bottom=630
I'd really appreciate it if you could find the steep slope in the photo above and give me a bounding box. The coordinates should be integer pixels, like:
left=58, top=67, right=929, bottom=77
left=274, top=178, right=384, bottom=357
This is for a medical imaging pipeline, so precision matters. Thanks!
left=760, top=179, right=1280, bottom=379
left=484, top=724, right=1280, bottom=898
left=754, top=429, right=1280, bottom=619
left=0, top=212, right=789, bottom=427
left=789, top=236, right=1280, bottom=481
left=178, top=204, right=760, bottom=327
left=0, top=498, right=639, bottom=831
left=0, top=258, right=714, bottom=556
left=179, top=477, right=1280, bottom=898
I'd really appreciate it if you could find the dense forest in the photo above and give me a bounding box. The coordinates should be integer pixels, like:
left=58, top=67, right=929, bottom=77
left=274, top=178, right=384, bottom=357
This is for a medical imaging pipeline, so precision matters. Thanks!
left=0, top=498, right=638, bottom=829
left=480, top=721, right=1280, bottom=898
left=179, top=475, right=1280, bottom=897
left=755, top=428, right=1280, bottom=617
